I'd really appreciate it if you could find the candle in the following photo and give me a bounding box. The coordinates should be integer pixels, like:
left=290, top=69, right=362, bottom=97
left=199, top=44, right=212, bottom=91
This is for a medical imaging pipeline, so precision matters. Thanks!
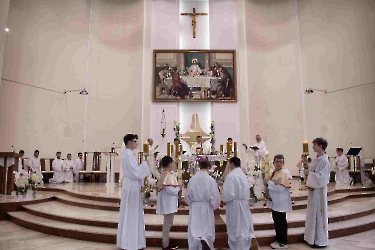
left=143, top=141, right=150, bottom=155
left=220, top=144, right=224, bottom=154
left=167, top=142, right=171, bottom=156
left=302, top=141, right=309, bottom=155
left=226, top=142, right=232, bottom=159
left=233, top=142, right=237, bottom=157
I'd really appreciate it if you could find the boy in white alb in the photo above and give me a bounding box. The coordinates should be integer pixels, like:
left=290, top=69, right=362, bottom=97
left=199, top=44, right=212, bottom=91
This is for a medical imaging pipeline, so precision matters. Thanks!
left=264, top=154, right=292, bottom=249
left=156, top=156, right=180, bottom=250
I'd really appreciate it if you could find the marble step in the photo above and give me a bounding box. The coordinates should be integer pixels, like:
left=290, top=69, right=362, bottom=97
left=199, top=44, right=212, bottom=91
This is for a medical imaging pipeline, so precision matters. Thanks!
left=22, top=196, right=375, bottom=232
left=47, top=189, right=375, bottom=215
left=8, top=210, right=375, bottom=247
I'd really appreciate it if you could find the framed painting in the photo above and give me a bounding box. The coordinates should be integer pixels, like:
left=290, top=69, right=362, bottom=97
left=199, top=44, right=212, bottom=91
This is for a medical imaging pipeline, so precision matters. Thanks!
left=153, top=50, right=237, bottom=102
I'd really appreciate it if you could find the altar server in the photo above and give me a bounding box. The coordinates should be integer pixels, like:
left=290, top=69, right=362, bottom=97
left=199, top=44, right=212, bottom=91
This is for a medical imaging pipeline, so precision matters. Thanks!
left=28, top=150, right=43, bottom=183
left=334, top=147, right=351, bottom=184
left=185, top=160, right=220, bottom=250
left=117, top=134, right=151, bottom=250
left=156, top=156, right=180, bottom=250
left=223, top=157, right=257, bottom=250
left=264, top=154, right=292, bottom=249
left=63, top=153, right=74, bottom=183
left=18, top=150, right=28, bottom=176
left=74, top=152, right=84, bottom=182
left=304, top=138, right=330, bottom=247
left=50, top=152, right=64, bottom=184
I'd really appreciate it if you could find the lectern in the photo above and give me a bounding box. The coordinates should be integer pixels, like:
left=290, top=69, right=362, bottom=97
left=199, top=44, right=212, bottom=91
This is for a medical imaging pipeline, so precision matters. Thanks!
left=0, top=152, right=20, bottom=195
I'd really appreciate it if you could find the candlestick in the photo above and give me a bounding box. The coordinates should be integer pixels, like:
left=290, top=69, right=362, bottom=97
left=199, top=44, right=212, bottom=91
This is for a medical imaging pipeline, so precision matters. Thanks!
left=179, top=144, right=183, bottom=154
left=226, top=142, right=232, bottom=159
left=174, top=141, right=179, bottom=159
left=302, top=141, right=309, bottom=155
left=167, top=142, right=171, bottom=156
left=138, top=152, right=143, bottom=164
left=233, top=142, right=237, bottom=157
left=143, top=141, right=150, bottom=155
left=220, top=144, right=224, bottom=154
left=171, top=144, right=174, bottom=155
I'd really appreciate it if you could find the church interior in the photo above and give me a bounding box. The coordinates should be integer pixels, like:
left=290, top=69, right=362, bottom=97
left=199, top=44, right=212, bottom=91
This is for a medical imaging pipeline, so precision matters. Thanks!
left=0, top=0, right=375, bottom=249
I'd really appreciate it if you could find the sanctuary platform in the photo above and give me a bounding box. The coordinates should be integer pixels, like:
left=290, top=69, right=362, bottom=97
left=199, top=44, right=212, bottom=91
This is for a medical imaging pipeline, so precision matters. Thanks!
left=1, top=180, right=374, bottom=249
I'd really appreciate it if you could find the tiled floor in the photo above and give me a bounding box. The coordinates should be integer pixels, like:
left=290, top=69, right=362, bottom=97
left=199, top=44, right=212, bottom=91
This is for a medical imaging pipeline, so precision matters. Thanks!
left=1, top=220, right=375, bottom=250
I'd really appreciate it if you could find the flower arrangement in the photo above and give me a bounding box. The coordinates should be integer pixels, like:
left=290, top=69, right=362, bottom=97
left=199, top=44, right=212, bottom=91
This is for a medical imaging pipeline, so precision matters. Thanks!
left=209, top=120, right=215, bottom=152
left=14, top=172, right=29, bottom=195
left=173, top=120, right=181, bottom=141
left=29, top=172, right=40, bottom=191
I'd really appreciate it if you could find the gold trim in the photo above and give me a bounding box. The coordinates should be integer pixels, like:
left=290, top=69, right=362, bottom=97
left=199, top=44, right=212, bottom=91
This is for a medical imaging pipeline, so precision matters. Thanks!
left=152, top=50, right=237, bottom=103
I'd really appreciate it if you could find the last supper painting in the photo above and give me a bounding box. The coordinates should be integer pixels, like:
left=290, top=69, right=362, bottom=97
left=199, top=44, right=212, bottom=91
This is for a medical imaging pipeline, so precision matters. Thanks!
left=153, top=50, right=237, bottom=102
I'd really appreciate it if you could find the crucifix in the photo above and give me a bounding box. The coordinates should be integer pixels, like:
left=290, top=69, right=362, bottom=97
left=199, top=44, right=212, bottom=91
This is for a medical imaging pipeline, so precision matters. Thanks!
left=181, top=8, right=208, bottom=38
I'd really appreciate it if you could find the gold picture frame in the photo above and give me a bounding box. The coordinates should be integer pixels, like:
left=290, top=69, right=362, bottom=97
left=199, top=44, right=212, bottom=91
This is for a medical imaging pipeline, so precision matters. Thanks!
left=153, top=50, right=237, bottom=102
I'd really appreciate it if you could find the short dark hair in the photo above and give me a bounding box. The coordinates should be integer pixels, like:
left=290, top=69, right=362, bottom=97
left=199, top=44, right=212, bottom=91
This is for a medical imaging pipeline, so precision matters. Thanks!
left=312, top=137, right=328, bottom=150
left=196, top=135, right=201, bottom=139
left=56, top=151, right=61, bottom=154
left=78, top=152, right=82, bottom=156
left=229, top=157, right=240, bottom=167
left=161, top=156, right=173, bottom=168
left=227, top=137, right=233, bottom=141
left=123, top=134, right=138, bottom=145
left=174, top=138, right=179, bottom=142
left=308, top=157, right=312, bottom=163
left=336, top=147, right=343, bottom=153
left=34, top=150, right=39, bottom=154
left=199, top=160, right=211, bottom=169
left=274, top=154, right=285, bottom=162
left=19, top=150, right=24, bottom=154
left=67, top=153, right=71, bottom=156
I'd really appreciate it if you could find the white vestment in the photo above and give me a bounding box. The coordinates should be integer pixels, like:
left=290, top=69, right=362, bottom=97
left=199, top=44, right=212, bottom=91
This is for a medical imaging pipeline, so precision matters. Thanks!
left=28, top=155, right=43, bottom=183
left=188, top=64, right=202, bottom=75
left=73, top=158, right=84, bottom=182
left=334, top=154, right=350, bottom=184
left=117, top=148, right=151, bottom=250
left=223, top=168, right=255, bottom=250
left=246, top=141, right=267, bottom=166
left=185, top=171, right=220, bottom=250
left=18, top=158, right=28, bottom=175
left=63, top=159, right=75, bottom=183
left=50, top=158, right=64, bottom=184
left=191, top=142, right=209, bottom=155
left=304, top=154, right=330, bottom=246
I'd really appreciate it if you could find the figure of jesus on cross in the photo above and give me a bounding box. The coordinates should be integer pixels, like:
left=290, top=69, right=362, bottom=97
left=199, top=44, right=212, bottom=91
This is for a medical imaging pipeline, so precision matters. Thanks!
left=181, top=8, right=208, bottom=38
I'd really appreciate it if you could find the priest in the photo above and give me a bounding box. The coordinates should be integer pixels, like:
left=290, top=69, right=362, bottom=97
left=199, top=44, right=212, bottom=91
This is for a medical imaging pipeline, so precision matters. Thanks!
left=185, top=160, right=220, bottom=250
left=117, top=134, right=151, bottom=250
left=49, top=152, right=64, bottom=184
left=334, top=147, right=351, bottom=184
left=73, top=152, right=84, bottom=182
left=63, top=153, right=75, bottom=183
left=304, top=138, right=330, bottom=247
left=191, top=136, right=209, bottom=155
left=243, top=135, right=267, bottom=166
left=223, top=157, right=257, bottom=250
left=28, top=150, right=43, bottom=183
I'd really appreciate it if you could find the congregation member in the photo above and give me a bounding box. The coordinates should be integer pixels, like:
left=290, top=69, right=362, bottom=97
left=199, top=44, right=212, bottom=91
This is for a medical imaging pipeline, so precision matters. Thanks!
left=334, top=147, right=351, bottom=184
left=117, top=134, right=151, bottom=250
left=63, top=153, right=74, bottom=183
left=28, top=150, right=43, bottom=183
left=156, top=156, right=180, bottom=250
left=304, top=138, right=330, bottom=247
left=264, top=154, right=292, bottom=249
left=185, top=160, right=220, bottom=250
left=74, top=152, right=84, bottom=182
left=223, top=157, right=257, bottom=250
left=50, top=152, right=64, bottom=184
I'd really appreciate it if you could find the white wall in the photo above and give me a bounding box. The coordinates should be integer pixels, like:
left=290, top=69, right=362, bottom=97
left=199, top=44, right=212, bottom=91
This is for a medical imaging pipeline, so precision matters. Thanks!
left=0, top=0, right=145, bottom=164
left=0, top=0, right=374, bottom=176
